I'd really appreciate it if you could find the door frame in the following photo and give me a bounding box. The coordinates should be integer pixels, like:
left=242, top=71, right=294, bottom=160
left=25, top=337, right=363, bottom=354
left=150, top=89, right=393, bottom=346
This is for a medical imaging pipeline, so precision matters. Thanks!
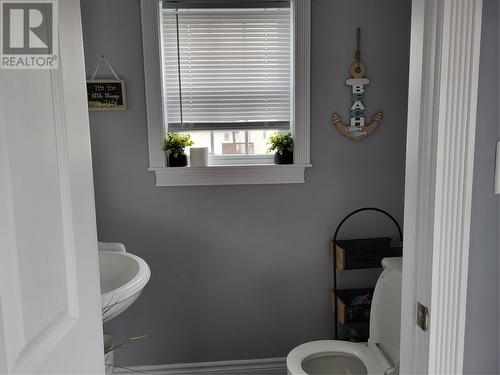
left=400, top=0, right=484, bottom=373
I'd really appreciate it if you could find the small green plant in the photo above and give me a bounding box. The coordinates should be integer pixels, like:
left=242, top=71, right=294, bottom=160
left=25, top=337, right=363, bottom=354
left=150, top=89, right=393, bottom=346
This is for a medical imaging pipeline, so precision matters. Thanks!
left=268, top=132, right=294, bottom=155
left=104, top=335, right=149, bottom=355
left=163, top=133, right=194, bottom=158
left=104, top=334, right=149, bottom=374
left=102, top=298, right=149, bottom=373
left=345, top=325, right=362, bottom=342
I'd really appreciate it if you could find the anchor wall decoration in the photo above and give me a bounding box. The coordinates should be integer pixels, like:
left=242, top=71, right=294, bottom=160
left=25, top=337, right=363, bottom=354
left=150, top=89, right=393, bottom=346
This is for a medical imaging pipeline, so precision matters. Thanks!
left=332, top=28, right=383, bottom=141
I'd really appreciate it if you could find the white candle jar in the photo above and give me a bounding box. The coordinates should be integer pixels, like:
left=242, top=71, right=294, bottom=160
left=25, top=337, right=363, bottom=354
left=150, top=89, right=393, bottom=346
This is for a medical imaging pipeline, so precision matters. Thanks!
left=189, top=147, right=209, bottom=167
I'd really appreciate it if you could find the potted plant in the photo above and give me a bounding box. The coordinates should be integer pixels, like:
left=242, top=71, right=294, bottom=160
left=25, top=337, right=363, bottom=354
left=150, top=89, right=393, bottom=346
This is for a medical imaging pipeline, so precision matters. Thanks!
left=103, top=334, right=148, bottom=374
left=102, top=300, right=148, bottom=374
left=268, top=132, right=294, bottom=164
left=163, top=133, right=194, bottom=167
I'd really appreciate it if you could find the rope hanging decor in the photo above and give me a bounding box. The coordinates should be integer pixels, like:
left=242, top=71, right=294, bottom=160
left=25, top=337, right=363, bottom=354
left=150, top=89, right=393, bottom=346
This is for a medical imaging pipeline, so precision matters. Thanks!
left=332, top=28, right=383, bottom=141
left=86, top=55, right=127, bottom=112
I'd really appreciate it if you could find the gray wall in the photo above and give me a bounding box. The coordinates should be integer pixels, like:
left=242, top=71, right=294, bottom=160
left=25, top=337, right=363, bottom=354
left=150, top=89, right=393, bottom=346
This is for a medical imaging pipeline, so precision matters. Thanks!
left=81, top=0, right=411, bottom=366
left=464, top=0, right=500, bottom=374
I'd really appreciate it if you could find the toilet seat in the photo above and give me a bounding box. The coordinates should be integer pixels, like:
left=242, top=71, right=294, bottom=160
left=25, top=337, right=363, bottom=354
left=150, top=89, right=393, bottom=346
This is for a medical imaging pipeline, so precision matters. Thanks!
left=287, top=340, right=390, bottom=375
left=287, top=258, right=403, bottom=375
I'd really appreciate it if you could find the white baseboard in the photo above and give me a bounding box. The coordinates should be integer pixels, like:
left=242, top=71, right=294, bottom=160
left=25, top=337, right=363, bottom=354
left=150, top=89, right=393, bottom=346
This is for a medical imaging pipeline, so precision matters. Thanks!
left=112, top=357, right=287, bottom=375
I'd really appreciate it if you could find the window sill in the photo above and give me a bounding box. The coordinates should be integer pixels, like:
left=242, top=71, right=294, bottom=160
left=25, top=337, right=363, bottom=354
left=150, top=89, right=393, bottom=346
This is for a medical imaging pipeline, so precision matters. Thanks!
left=148, top=163, right=311, bottom=187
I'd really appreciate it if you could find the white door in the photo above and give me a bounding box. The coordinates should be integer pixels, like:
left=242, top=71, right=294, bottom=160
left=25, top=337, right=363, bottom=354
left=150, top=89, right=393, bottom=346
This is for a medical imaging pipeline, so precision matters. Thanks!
left=0, top=0, right=104, bottom=373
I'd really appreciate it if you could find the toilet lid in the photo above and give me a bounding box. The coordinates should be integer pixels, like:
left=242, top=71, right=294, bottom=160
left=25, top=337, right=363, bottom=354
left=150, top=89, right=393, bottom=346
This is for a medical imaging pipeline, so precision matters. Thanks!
left=369, top=257, right=402, bottom=367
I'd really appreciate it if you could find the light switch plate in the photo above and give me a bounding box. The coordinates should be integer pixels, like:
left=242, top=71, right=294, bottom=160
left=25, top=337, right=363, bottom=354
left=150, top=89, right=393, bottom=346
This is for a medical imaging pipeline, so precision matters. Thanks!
left=495, top=141, right=500, bottom=194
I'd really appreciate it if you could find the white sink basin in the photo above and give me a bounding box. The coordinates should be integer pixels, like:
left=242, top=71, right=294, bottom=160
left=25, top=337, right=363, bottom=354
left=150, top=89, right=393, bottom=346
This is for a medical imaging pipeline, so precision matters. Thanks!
left=98, top=244, right=151, bottom=323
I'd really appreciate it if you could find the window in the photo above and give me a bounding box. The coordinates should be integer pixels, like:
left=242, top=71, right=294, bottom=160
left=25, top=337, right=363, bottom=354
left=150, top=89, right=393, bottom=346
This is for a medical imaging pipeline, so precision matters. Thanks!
left=141, top=0, right=310, bottom=186
left=161, top=3, right=291, bottom=162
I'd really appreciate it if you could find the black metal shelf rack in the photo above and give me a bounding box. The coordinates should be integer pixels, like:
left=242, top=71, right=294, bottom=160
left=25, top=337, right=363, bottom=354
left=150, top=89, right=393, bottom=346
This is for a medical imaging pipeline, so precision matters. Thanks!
left=331, top=207, right=403, bottom=340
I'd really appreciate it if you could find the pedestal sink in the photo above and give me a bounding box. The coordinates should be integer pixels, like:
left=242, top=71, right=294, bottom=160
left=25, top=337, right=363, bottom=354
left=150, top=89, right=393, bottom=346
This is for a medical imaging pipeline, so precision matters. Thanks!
left=98, top=242, right=151, bottom=323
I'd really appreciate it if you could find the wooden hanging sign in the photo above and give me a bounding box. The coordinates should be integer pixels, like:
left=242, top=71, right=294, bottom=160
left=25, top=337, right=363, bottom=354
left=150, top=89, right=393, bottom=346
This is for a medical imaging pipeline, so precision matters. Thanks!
left=87, top=56, right=127, bottom=111
left=332, top=28, right=383, bottom=141
left=87, top=80, right=127, bottom=111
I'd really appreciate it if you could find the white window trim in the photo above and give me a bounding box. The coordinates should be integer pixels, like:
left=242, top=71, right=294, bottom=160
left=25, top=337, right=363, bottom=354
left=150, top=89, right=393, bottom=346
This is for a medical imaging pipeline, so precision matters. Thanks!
left=140, top=0, right=311, bottom=187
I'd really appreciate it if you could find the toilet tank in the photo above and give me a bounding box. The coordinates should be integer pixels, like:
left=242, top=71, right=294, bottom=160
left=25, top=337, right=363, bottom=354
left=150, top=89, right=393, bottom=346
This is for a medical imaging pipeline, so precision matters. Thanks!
left=368, top=257, right=403, bottom=367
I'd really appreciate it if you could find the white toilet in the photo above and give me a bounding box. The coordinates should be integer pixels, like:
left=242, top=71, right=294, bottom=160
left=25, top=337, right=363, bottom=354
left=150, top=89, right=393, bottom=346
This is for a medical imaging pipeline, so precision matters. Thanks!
left=287, top=257, right=402, bottom=375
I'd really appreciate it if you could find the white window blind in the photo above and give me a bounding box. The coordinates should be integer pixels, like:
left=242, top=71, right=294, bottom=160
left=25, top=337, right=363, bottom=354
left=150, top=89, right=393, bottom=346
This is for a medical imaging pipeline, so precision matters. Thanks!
left=160, top=5, right=291, bottom=131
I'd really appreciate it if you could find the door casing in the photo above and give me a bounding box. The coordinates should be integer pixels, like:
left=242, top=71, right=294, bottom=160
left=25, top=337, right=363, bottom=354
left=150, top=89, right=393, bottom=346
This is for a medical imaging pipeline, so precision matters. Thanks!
left=400, top=0, right=483, bottom=373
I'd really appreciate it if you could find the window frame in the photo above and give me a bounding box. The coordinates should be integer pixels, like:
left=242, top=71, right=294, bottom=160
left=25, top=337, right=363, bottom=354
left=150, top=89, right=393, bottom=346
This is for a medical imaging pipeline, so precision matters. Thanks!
left=140, top=0, right=310, bottom=186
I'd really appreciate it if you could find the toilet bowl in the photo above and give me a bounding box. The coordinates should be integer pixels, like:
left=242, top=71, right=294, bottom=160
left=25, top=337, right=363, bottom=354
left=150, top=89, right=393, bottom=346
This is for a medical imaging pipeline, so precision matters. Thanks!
left=287, top=257, right=402, bottom=375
